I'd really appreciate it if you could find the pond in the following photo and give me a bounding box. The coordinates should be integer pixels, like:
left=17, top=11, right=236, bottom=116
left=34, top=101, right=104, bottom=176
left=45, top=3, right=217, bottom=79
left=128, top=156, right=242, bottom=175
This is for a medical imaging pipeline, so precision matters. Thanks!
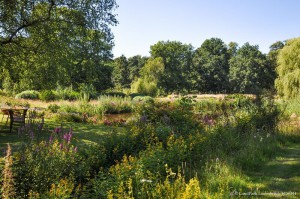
left=102, top=113, right=133, bottom=121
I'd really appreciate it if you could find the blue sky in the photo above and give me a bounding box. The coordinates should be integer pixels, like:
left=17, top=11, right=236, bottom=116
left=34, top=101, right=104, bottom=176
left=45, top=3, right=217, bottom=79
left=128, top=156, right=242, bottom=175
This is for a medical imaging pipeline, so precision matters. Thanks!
left=111, top=0, right=300, bottom=58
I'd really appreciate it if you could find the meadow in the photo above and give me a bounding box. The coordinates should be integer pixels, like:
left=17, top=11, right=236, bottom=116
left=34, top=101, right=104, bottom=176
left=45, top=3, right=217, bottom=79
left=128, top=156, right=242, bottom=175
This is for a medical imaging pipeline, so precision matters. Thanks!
left=0, top=94, right=299, bottom=198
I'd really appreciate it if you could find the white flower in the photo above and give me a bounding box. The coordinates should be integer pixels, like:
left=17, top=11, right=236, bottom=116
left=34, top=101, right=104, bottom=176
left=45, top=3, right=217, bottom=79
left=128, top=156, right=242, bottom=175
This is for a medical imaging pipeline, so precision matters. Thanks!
left=140, top=179, right=152, bottom=183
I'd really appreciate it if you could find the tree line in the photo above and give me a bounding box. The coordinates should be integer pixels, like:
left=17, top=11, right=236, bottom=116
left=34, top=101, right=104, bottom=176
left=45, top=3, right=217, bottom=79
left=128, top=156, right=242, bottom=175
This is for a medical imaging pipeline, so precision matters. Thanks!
left=113, top=39, right=284, bottom=96
left=1, top=0, right=298, bottom=98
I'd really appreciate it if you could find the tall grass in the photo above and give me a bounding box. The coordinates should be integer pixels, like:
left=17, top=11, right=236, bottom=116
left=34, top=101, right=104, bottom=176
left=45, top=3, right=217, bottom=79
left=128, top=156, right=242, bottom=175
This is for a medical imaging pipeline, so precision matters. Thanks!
left=49, top=96, right=135, bottom=122
left=2, top=94, right=295, bottom=198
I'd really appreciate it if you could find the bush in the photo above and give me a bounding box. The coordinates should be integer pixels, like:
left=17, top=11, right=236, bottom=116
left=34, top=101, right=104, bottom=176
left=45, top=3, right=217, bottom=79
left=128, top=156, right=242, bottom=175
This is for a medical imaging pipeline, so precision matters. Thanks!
left=131, top=78, right=159, bottom=97
left=132, top=96, right=154, bottom=103
left=55, top=85, right=80, bottom=101
left=53, top=112, right=82, bottom=123
left=98, top=95, right=134, bottom=114
left=48, top=104, right=60, bottom=113
left=0, top=89, right=8, bottom=96
left=39, top=90, right=57, bottom=102
left=15, top=90, right=40, bottom=100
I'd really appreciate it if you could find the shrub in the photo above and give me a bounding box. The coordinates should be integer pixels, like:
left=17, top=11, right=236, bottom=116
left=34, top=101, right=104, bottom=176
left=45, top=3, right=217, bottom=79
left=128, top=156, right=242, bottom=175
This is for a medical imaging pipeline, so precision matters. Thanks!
left=78, top=83, right=97, bottom=101
left=98, top=95, right=134, bottom=114
left=132, top=96, right=154, bottom=103
left=39, top=90, right=57, bottom=102
left=55, top=85, right=80, bottom=101
left=53, top=112, right=82, bottom=123
left=48, top=104, right=60, bottom=113
left=0, top=89, right=8, bottom=96
left=131, top=78, right=159, bottom=97
left=15, top=90, right=40, bottom=100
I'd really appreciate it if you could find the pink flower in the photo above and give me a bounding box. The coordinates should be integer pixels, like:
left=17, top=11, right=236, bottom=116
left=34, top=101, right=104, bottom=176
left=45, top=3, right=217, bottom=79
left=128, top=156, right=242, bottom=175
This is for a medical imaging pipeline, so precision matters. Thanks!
left=54, top=127, right=61, bottom=134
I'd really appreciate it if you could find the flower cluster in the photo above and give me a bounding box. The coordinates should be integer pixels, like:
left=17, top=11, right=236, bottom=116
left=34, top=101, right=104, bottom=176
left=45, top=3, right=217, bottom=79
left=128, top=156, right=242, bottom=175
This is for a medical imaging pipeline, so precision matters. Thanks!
left=202, top=115, right=215, bottom=126
left=50, top=127, right=77, bottom=153
left=63, top=129, right=73, bottom=144
left=54, top=127, right=61, bottom=134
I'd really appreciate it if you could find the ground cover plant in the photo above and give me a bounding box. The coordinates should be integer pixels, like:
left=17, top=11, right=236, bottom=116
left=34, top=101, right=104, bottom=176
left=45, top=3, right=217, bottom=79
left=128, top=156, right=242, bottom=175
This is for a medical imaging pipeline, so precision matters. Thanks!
left=1, top=93, right=297, bottom=198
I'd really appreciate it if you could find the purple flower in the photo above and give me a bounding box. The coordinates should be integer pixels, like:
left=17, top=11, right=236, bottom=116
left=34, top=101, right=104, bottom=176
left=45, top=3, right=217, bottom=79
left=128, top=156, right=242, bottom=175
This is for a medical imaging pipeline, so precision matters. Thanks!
left=54, top=127, right=61, bottom=134
left=74, top=147, right=78, bottom=153
left=63, top=131, right=73, bottom=144
left=203, top=115, right=214, bottom=126
left=140, top=115, right=148, bottom=123
left=68, top=129, right=73, bottom=143
left=60, top=143, right=63, bottom=150
left=63, top=133, right=68, bottom=141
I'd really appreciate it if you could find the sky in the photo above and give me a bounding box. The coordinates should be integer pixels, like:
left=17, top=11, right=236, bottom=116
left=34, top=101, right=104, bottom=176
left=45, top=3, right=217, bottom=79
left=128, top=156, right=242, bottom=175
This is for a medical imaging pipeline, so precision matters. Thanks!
left=111, top=0, right=300, bottom=58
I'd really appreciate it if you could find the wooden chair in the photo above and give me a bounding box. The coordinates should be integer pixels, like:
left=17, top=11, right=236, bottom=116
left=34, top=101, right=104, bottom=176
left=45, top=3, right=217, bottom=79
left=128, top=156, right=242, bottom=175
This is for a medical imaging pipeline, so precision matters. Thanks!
left=9, top=109, right=27, bottom=133
left=1, top=109, right=10, bottom=125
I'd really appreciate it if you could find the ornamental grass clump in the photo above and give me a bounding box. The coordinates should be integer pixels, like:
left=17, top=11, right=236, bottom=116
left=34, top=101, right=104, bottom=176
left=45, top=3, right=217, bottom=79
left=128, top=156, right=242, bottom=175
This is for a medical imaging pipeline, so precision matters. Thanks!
left=97, top=95, right=134, bottom=114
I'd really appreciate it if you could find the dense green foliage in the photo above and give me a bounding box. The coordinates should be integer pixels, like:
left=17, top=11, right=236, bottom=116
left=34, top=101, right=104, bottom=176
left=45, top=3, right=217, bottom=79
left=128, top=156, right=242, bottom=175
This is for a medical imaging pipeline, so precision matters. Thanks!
left=150, top=41, right=194, bottom=93
left=131, top=57, right=164, bottom=96
left=112, top=38, right=278, bottom=95
left=0, top=0, right=118, bottom=92
left=267, top=41, right=285, bottom=89
left=193, top=38, right=230, bottom=92
left=275, top=37, right=300, bottom=98
left=112, top=55, right=131, bottom=89
left=229, top=43, right=271, bottom=93
left=0, top=1, right=294, bottom=96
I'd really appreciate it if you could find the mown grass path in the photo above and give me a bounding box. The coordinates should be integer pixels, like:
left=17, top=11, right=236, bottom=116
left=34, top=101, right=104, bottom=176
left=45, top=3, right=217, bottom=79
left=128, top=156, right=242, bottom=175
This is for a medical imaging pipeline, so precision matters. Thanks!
left=246, top=142, right=300, bottom=198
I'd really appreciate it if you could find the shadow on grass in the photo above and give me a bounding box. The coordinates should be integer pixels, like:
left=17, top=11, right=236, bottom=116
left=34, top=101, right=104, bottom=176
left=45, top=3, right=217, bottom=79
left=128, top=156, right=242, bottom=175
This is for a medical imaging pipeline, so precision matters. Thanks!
left=0, top=119, right=126, bottom=157
left=246, top=143, right=300, bottom=198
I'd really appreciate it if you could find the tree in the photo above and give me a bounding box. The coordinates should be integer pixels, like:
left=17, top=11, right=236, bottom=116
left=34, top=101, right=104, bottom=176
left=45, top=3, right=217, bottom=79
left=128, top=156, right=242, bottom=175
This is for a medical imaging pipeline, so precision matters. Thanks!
left=193, top=38, right=230, bottom=92
left=0, top=0, right=118, bottom=46
left=127, top=55, right=148, bottom=82
left=275, top=38, right=300, bottom=98
left=131, top=57, right=164, bottom=96
left=229, top=43, right=269, bottom=93
left=112, top=55, right=130, bottom=89
left=150, top=41, right=194, bottom=93
left=266, top=41, right=285, bottom=90
left=228, top=42, right=238, bottom=58
left=0, top=0, right=118, bottom=92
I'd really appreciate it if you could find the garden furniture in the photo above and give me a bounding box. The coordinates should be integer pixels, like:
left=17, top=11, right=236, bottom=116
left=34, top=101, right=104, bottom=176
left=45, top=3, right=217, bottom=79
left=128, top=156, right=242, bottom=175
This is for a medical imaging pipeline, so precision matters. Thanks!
left=1, top=107, right=28, bottom=133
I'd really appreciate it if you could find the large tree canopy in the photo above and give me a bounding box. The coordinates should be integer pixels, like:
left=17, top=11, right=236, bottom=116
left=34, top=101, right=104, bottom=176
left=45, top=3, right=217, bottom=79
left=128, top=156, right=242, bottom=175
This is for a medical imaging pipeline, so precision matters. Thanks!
left=275, top=37, right=300, bottom=98
left=150, top=41, right=194, bottom=93
left=229, top=43, right=269, bottom=93
left=0, top=0, right=118, bottom=92
left=0, top=0, right=118, bottom=45
left=193, top=38, right=230, bottom=92
left=112, top=55, right=130, bottom=89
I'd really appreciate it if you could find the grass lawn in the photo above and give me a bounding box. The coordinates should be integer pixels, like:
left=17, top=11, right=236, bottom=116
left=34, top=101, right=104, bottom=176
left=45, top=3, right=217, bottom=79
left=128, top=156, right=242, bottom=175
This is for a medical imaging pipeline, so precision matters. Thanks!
left=0, top=118, right=126, bottom=157
left=244, top=142, right=300, bottom=198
